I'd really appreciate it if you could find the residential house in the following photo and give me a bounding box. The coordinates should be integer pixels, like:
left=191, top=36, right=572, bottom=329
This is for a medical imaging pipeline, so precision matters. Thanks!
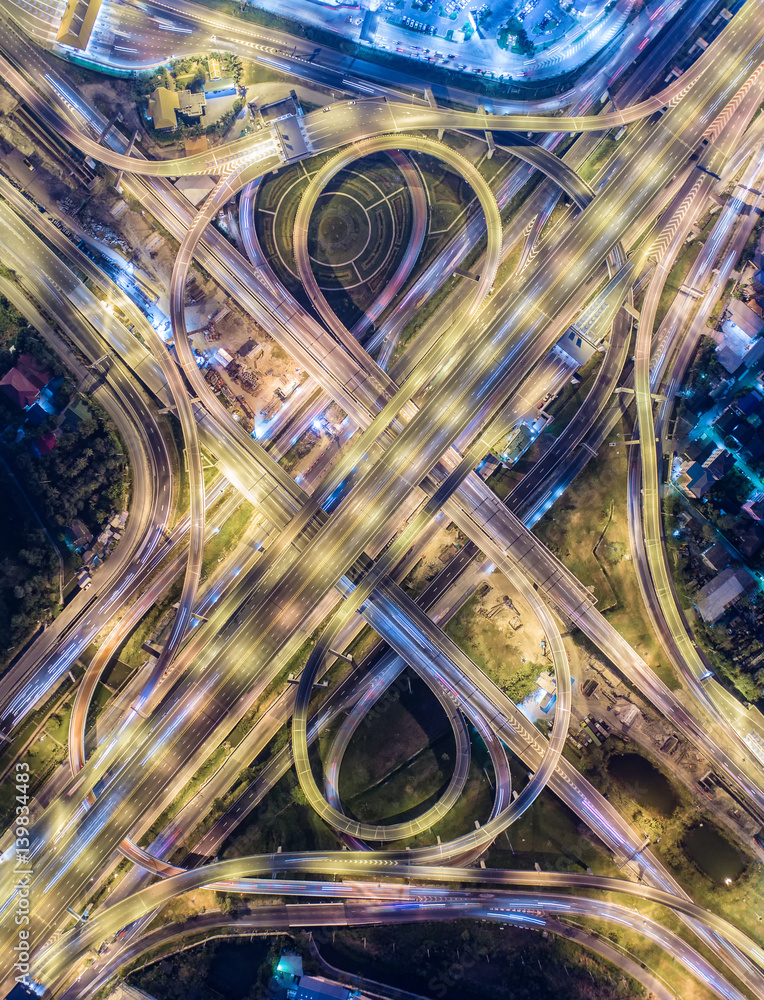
left=718, top=299, right=764, bottom=372
left=32, top=430, right=56, bottom=456
left=67, top=518, right=93, bottom=550
left=695, top=566, right=757, bottom=623
left=147, top=87, right=180, bottom=130
left=714, top=406, right=739, bottom=437
left=736, top=389, right=763, bottom=417
left=731, top=516, right=764, bottom=559
left=685, top=437, right=715, bottom=464
left=0, top=367, right=39, bottom=408
left=701, top=542, right=731, bottom=573
left=63, top=397, right=92, bottom=432
left=743, top=498, right=764, bottom=520
left=704, top=447, right=735, bottom=478
left=679, top=461, right=717, bottom=498
left=16, top=352, right=51, bottom=390
left=176, top=88, right=206, bottom=121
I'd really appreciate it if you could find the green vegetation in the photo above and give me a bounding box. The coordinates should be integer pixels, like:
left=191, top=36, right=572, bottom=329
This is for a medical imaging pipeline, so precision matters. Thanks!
left=497, top=17, right=535, bottom=56
left=581, top=741, right=764, bottom=955
left=487, top=788, right=620, bottom=876
left=335, top=669, right=455, bottom=823
left=222, top=769, right=337, bottom=856
left=139, top=743, right=229, bottom=848
left=0, top=460, right=59, bottom=653
left=320, top=921, right=642, bottom=1000
left=445, top=592, right=542, bottom=703
left=545, top=351, right=603, bottom=436
left=579, top=136, right=619, bottom=185
left=0, top=301, right=128, bottom=651
left=119, top=580, right=181, bottom=669
left=533, top=422, right=676, bottom=689
left=129, top=937, right=276, bottom=1000
left=201, top=498, right=255, bottom=578
left=655, top=211, right=718, bottom=330
left=256, top=152, right=414, bottom=329
left=0, top=670, right=79, bottom=827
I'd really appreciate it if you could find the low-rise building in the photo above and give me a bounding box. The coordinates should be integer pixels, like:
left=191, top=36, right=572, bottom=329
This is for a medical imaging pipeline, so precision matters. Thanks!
left=723, top=298, right=764, bottom=342
left=291, top=977, right=357, bottom=1000
left=177, top=89, right=207, bottom=120
left=17, top=352, right=51, bottom=390
left=731, top=516, right=764, bottom=559
left=685, top=436, right=715, bottom=464
left=704, top=447, right=735, bottom=478
left=63, top=397, right=92, bottom=432
left=68, top=518, right=93, bottom=550
left=695, top=566, right=757, bottom=623
left=32, top=430, right=56, bottom=456
left=701, top=542, right=731, bottom=573
left=679, top=461, right=717, bottom=498
left=736, top=389, right=763, bottom=416
left=743, top=497, right=764, bottom=520
left=0, top=367, right=40, bottom=408
left=147, top=86, right=179, bottom=130
left=147, top=87, right=205, bottom=130
left=718, top=299, right=764, bottom=372
left=204, top=77, right=237, bottom=98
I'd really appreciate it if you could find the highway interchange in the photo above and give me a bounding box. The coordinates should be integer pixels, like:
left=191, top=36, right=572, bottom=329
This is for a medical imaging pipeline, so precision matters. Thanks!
left=2, top=0, right=764, bottom=997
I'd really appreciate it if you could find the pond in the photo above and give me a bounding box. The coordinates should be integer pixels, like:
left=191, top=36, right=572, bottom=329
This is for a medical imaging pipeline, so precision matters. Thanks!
left=683, top=823, right=746, bottom=884
left=607, top=753, right=680, bottom=816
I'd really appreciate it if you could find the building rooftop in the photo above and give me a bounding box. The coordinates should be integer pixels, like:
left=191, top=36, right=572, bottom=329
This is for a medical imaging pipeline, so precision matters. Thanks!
left=685, top=436, right=715, bottom=464
left=732, top=516, right=764, bottom=559
left=0, top=367, right=39, bottom=408
left=704, top=447, right=735, bottom=478
left=204, top=77, right=236, bottom=97
left=714, top=406, right=739, bottom=436
left=723, top=298, right=764, bottom=341
left=17, top=352, right=51, bottom=390
left=177, top=89, right=207, bottom=119
left=147, top=87, right=180, bottom=130
left=736, top=389, right=763, bottom=416
left=56, top=0, right=103, bottom=50
left=259, top=90, right=301, bottom=123
left=701, top=542, right=730, bottom=573
left=33, top=430, right=57, bottom=456
left=292, top=977, right=354, bottom=1000
left=679, top=461, right=717, bottom=498
left=695, top=567, right=757, bottom=623
left=63, top=397, right=92, bottom=431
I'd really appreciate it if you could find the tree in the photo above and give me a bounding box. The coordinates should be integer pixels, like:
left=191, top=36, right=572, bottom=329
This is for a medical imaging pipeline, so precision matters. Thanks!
left=291, top=784, right=308, bottom=807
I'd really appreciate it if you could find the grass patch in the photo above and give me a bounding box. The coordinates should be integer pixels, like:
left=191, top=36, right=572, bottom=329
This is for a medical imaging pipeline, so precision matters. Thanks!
left=532, top=421, right=677, bottom=689
left=579, top=136, right=619, bottom=185
left=444, top=593, right=542, bottom=702
left=201, top=499, right=255, bottom=578
left=655, top=211, right=718, bottom=330
left=546, top=351, right=603, bottom=436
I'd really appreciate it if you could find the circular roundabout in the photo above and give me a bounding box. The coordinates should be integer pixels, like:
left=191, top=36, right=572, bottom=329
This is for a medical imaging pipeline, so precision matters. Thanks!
left=254, top=152, right=418, bottom=323
left=309, top=190, right=372, bottom=271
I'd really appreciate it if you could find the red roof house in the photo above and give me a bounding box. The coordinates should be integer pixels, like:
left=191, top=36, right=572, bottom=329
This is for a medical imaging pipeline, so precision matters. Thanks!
left=16, top=353, right=51, bottom=391
left=0, top=368, right=39, bottom=408
left=33, top=430, right=56, bottom=456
